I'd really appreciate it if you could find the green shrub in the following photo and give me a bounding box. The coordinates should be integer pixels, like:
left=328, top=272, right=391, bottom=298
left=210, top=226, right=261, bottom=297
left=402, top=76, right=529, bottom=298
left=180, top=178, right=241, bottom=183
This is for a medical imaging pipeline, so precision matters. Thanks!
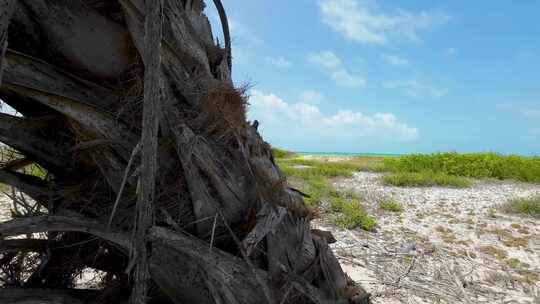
left=383, top=171, right=471, bottom=188
left=384, top=153, right=540, bottom=183
left=335, top=200, right=376, bottom=231
left=271, top=148, right=296, bottom=159
left=277, top=157, right=385, bottom=178
left=379, top=199, right=403, bottom=212
left=502, top=196, right=540, bottom=218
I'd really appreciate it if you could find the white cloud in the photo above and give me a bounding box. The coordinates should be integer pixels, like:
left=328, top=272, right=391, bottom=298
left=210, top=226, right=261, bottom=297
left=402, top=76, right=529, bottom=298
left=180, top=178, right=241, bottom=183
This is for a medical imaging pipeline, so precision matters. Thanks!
left=265, top=56, right=292, bottom=68
left=383, top=80, right=447, bottom=98
left=248, top=89, right=418, bottom=142
left=382, top=54, right=409, bottom=67
left=523, top=108, right=540, bottom=120
left=307, top=51, right=366, bottom=88
left=299, top=90, right=324, bottom=104
left=319, top=0, right=450, bottom=45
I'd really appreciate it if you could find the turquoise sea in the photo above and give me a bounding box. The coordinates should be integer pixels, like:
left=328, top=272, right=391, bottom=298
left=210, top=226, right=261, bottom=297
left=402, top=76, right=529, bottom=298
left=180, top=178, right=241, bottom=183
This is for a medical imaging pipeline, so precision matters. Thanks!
left=295, top=151, right=403, bottom=157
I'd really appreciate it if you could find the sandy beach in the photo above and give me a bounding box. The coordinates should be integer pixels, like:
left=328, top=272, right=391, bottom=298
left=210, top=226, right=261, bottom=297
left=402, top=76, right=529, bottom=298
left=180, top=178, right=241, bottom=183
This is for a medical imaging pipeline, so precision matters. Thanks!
left=314, top=171, right=540, bottom=303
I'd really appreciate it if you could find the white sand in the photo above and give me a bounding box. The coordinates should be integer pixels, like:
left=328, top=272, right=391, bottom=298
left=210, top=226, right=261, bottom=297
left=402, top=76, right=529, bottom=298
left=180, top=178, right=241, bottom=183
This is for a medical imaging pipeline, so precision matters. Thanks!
left=314, top=172, right=540, bottom=304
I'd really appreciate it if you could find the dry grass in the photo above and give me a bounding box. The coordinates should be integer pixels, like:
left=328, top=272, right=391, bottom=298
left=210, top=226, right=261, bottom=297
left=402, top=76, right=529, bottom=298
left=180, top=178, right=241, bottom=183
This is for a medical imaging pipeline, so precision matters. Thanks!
left=501, top=195, right=540, bottom=218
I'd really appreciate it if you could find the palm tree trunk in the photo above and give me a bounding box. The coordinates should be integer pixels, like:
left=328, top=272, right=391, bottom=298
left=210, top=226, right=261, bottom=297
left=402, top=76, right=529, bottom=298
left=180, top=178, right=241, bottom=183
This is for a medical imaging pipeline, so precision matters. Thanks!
left=0, top=1, right=370, bottom=303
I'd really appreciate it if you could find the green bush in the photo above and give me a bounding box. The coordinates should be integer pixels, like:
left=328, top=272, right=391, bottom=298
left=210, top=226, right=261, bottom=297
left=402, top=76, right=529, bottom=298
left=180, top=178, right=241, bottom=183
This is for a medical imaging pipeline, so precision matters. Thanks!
left=384, top=153, right=540, bottom=183
left=379, top=199, right=403, bottom=212
left=383, top=171, right=471, bottom=188
left=334, top=199, right=377, bottom=231
left=271, top=147, right=296, bottom=159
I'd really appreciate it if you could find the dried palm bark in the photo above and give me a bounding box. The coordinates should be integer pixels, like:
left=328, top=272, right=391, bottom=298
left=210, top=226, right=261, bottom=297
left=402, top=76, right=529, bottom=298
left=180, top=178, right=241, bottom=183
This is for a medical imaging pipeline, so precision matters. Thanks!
left=0, top=1, right=370, bottom=303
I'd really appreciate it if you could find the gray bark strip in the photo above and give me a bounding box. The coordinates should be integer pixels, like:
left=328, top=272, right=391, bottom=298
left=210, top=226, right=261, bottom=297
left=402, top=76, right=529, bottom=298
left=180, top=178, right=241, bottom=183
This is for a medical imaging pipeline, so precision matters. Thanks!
left=241, top=204, right=287, bottom=256
left=2, top=50, right=118, bottom=110
left=148, top=227, right=271, bottom=304
left=0, top=216, right=131, bottom=251
left=0, top=112, right=70, bottom=170
left=0, top=239, right=54, bottom=253
left=211, top=0, right=231, bottom=70
left=130, top=0, right=162, bottom=303
left=0, top=288, right=98, bottom=304
left=15, top=0, right=133, bottom=80
left=0, top=0, right=15, bottom=85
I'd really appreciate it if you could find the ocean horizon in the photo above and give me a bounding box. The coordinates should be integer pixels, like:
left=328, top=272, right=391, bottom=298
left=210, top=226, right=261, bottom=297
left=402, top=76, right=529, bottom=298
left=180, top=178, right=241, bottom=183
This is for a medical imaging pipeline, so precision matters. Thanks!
left=295, top=151, right=404, bottom=157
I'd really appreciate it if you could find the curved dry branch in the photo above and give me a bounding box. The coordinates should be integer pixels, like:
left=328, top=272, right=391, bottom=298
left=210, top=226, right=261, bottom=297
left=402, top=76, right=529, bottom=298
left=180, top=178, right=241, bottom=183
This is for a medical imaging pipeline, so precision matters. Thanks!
left=0, top=169, right=56, bottom=203
left=149, top=226, right=272, bottom=304
left=0, top=288, right=98, bottom=304
left=211, top=0, right=231, bottom=70
left=2, top=50, right=118, bottom=110
left=0, top=216, right=131, bottom=251
left=0, top=113, right=69, bottom=171
left=2, top=84, right=137, bottom=158
left=0, top=239, right=53, bottom=253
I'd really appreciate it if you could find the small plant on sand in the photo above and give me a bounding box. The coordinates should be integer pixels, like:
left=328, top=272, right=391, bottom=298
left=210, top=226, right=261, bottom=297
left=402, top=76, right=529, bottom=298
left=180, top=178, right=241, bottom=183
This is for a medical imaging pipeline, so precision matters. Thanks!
left=382, top=171, right=471, bottom=188
left=501, top=195, right=540, bottom=218
left=487, top=208, right=497, bottom=218
left=379, top=199, right=403, bottom=212
left=335, top=200, right=377, bottom=231
left=479, top=245, right=508, bottom=260
left=330, top=196, right=376, bottom=231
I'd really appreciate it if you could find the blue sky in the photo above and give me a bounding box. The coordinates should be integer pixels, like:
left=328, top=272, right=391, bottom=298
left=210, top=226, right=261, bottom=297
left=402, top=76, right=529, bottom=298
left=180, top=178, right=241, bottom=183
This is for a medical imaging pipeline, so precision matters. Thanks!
left=208, top=0, right=540, bottom=155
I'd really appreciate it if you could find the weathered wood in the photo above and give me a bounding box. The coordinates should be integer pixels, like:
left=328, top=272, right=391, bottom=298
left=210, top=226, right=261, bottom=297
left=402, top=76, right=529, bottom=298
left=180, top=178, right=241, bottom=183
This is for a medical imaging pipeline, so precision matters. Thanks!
left=242, top=204, right=287, bottom=256
left=0, top=216, right=131, bottom=251
left=0, top=239, right=53, bottom=253
left=130, top=0, right=162, bottom=303
left=149, top=227, right=271, bottom=304
left=15, top=0, right=133, bottom=80
left=2, top=50, right=118, bottom=110
left=0, top=0, right=15, bottom=85
left=0, top=169, right=56, bottom=204
left=0, top=288, right=98, bottom=304
left=211, top=0, right=231, bottom=71
left=0, top=113, right=69, bottom=171
left=3, top=84, right=136, bottom=155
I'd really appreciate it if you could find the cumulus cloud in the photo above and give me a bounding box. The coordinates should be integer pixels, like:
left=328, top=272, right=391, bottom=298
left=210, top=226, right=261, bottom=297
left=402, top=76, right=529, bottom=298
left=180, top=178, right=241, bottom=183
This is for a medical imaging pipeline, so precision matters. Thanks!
left=307, top=51, right=366, bottom=88
left=248, top=89, right=418, bottom=143
left=319, top=0, right=450, bottom=45
left=383, top=80, right=447, bottom=98
left=265, top=56, right=292, bottom=68
left=382, top=54, right=409, bottom=67
left=299, top=90, right=324, bottom=104
left=523, top=108, right=540, bottom=120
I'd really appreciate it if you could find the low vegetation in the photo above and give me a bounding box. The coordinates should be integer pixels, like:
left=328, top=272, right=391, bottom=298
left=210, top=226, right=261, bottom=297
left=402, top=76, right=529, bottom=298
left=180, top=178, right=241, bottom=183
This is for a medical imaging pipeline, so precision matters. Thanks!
left=273, top=149, right=376, bottom=230
left=384, top=152, right=540, bottom=183
left=502, top=196, right=540, bottom=218
left=379, top=199, right=403, bottom=212
left=382, top=171, right=471, bottom=188
left=271, top=147, right=297, bottom=159
left=332, top=197, right=377, bottom=231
